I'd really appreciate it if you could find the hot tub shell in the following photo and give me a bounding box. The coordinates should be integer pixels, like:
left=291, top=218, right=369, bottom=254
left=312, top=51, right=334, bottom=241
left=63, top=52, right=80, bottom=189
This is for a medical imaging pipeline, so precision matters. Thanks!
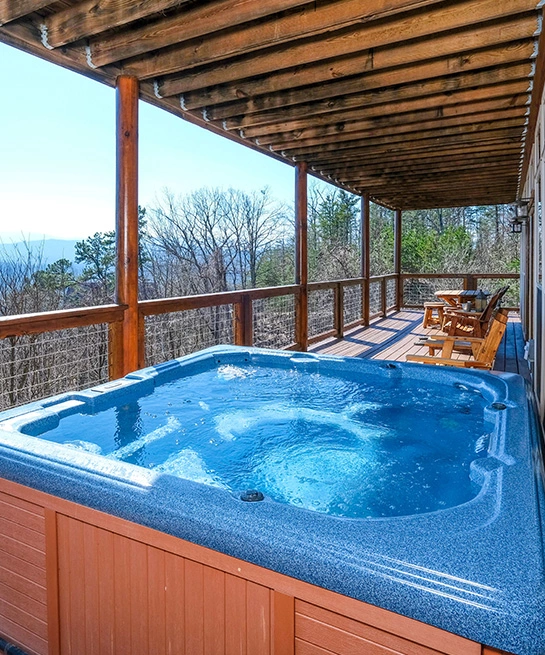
left=0, top=345, right=543, bottom=655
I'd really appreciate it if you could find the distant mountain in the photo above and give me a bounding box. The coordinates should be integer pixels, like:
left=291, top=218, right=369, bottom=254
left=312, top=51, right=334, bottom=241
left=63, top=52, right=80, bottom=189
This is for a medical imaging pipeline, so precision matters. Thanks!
left=0, top=239, right=80, bottom=267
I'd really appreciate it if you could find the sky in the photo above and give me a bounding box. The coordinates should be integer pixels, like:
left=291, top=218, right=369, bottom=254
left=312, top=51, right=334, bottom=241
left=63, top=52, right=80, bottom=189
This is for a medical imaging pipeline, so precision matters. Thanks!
left=0, top=41, right=299, bottom=241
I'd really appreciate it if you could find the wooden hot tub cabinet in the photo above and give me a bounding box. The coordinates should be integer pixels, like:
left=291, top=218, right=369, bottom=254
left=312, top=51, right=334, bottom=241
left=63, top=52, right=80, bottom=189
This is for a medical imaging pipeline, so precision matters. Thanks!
left=0, top=477, right=512, bottom=655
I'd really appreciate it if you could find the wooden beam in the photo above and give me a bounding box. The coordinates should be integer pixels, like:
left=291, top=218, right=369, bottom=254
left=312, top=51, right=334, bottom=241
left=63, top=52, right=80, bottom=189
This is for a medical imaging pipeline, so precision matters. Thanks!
left=364, top=182, right=519, bottom=198
left=248, top=97, right=529, bottom=145
left=324, top=144, right=521, bottom=169
left=295, top=162, right=308, bottom=351
left=104, top=0, right=447, bottom=74
left=329, top=152, right=520, bottom=176
left=157, top=4, right=536, bottom=97
left=115, top=75, right=141, bottom=378
left=361, top=193, right=370, bottom=326
left=219, top=63, right=532, bottom=127
left=284, top=120, right=525, bottom=158
left=266, top=107, right=527, bottom=151
left=89, top=0, right=313, bottom=68
left=207, top=61, right=531, bottom=128
left=306, top=134, right=524, bottom=169
left=347, top=168, right=518, bottom=185
left=0, top=0, right=55, bottom=26
left=309, top=137, right=522, bottom=167
left=519, top=4, right=545, bottom=192
left=229, top=80, right=530, bottom=136
left=180, top=40, right=534, bottom=114
left=41, top=0, right=193, bottom=49
left=366, top=180, right=519, bottom=193
left=165, top=17, right=537, bottom=102
left=394, top=209, right=403, bottom=309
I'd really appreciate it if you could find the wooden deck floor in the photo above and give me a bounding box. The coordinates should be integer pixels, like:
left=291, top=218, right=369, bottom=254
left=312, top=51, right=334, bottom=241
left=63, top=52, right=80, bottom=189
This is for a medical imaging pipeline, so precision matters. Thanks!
left=310, top=309, right=530, bottom=379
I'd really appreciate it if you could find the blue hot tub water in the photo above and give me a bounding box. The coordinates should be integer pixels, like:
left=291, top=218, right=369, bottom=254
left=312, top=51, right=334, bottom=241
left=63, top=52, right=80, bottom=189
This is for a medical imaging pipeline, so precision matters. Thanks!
left=23, top=355, right=490, bottom=519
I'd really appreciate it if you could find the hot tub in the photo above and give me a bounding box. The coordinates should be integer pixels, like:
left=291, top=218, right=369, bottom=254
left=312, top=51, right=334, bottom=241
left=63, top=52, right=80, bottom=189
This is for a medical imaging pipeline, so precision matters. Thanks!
left=0, top=345, right=543, bottom=655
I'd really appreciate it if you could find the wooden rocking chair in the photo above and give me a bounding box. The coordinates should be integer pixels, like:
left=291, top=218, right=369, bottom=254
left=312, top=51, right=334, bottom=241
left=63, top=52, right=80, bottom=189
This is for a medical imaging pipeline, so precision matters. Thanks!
left=406, top=309, right=509, bottom=369
left=441, top=285, right=509, bottom=338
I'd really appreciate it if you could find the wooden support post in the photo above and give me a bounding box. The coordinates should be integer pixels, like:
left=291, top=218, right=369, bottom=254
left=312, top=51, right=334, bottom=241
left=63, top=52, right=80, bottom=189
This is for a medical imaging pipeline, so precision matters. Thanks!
left=114, top=75, right=142, bottom=378
left=295, top=162, right=308, bottom=351
left=334, top=283, right=344, bottom=338
left=381, top=277, right=387, bottom=317
left=361, top=193, right=371, bottom=326
left=394, top=208, right=402, bottom=310
left=234, top=295, right=253, bottom=346
left=464, top=274, right=477, bottom=291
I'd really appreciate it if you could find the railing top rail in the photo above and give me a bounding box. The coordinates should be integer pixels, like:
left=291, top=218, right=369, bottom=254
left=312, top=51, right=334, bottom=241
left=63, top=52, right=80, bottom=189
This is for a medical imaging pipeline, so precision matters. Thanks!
left=369, top=274, right=398, bottom=282
left=139, top=285, right=300, bottom=317
left=0, top=304, right=127, bottom=339
left=308, top=275, right=398, bottom=290
left=401, top=272, right=519, bottom=279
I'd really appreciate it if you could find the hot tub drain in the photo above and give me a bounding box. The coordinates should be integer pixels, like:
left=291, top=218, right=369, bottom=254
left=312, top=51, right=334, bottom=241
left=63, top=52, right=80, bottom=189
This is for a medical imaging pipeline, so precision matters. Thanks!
left=491, top=402, right=507, bottom=410
left=240, top=489, right=264, bottom=502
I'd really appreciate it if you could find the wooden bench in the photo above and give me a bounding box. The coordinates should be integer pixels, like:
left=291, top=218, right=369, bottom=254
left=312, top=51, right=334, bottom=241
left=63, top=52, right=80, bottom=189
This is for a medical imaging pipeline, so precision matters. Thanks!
left=422, top=302, right=445, bottom=328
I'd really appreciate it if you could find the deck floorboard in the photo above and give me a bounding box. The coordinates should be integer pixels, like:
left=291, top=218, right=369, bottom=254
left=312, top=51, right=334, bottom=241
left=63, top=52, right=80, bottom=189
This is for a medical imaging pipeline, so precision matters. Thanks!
left=310, top=310, right=530, bottom=379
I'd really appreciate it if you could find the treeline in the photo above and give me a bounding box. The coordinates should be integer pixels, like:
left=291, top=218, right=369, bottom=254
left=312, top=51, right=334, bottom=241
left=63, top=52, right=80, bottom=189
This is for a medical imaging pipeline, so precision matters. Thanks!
left=0, top=185, right=519, bottom=316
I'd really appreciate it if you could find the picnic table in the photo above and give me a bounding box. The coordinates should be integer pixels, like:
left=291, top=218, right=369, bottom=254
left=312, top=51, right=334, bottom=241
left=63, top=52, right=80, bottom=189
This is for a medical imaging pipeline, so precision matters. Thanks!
left=434, top=289, right=479, bottom=307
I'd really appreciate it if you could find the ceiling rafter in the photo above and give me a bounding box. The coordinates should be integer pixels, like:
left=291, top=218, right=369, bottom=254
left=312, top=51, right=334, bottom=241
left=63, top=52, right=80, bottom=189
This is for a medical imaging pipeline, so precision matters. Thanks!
left=179, top=38, right=535, bottom=112
left=0, top=0, right=541, bottom=209
left=0, top=0, right=56, bottom=26
left=245, top=96, right=529, bottom=145
left=221, top=71, right=532, bottom=130
left=40, top=0, right=194, bottom=49
left=156, top=11, right=537, bottom=98
left=95, top=0, right=447, bottom=71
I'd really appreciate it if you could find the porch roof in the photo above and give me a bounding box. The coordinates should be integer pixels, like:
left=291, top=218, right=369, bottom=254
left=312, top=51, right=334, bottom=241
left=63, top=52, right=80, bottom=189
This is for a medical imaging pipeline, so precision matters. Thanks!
left=0, top=0, right=543, bottom=209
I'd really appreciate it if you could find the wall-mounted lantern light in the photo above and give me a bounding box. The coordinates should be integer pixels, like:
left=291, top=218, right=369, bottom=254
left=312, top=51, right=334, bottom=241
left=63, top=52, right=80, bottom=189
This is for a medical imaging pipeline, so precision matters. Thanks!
left=509, top=198, right=532, bottom=234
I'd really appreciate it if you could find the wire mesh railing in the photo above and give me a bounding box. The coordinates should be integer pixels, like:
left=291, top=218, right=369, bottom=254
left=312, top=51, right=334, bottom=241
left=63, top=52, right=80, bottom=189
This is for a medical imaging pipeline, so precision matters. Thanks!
left=144, top=305, right=235, bottom=367
left=402, top=276, right=466, bottom=306
left=253, top=294, right=296, bottom=349
left=0, top=324, right=110, bottom=411
left=474, top=276, right=520, bottom=308
left=343, top=283, right=363, bottom=326
left=369, top=280, right=383, bottom=316
left=386, top=278, right=397, bottom=310
left=308, top=287, right=335, bottom=339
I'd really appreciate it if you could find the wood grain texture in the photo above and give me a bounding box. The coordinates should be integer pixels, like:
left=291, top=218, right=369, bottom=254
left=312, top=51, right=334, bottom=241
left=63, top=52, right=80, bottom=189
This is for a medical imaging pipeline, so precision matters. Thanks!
left=115, top=75, right=141, bottom=376
left=55, top=515, right=274, bottom=654
left=0, top=490, right=47, bottom=655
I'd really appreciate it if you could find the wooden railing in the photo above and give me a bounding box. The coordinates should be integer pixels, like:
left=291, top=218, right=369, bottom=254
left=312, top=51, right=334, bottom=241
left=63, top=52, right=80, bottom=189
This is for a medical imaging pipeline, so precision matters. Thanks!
left=0, top=272, right=520, bottom=409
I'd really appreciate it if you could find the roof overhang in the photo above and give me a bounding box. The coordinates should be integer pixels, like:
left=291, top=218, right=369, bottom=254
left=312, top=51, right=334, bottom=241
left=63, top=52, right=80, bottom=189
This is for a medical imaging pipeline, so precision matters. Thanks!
left=1, top=0, right=543, bottom=209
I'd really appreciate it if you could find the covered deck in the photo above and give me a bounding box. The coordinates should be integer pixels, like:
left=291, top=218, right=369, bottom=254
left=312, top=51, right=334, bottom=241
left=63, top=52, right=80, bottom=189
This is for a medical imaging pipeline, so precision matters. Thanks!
left=0, top=2, right=544, bottom=655
left=311, top=309, right=530, bottom=379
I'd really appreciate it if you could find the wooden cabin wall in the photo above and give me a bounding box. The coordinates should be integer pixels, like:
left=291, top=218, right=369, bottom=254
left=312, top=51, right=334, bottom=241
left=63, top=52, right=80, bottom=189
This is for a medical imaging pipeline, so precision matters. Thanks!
left=522, top=80, right=545, bottom=421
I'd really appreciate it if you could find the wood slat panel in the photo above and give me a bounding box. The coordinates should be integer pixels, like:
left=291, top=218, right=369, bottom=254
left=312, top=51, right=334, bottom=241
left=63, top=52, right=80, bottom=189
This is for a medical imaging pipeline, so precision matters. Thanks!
left=203, top=566, right=225, bottom=655
left=119, top=0, right=450, bottom=79
left=296, top=601, right=445, bottom=655
left=0, top=491, right=47, bottom=655
left=164, top=550, right=185, bottom=654
left=56, top=516, right=275, bottom=654
left=296, top=639, right=336, bottom=655
left=176, top=29, right=536, bottom=109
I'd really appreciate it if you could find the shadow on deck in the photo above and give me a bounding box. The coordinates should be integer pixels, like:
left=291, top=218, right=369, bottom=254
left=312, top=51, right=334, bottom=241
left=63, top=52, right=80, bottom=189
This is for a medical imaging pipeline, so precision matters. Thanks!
left=310, top=309, right=530, bottom=379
